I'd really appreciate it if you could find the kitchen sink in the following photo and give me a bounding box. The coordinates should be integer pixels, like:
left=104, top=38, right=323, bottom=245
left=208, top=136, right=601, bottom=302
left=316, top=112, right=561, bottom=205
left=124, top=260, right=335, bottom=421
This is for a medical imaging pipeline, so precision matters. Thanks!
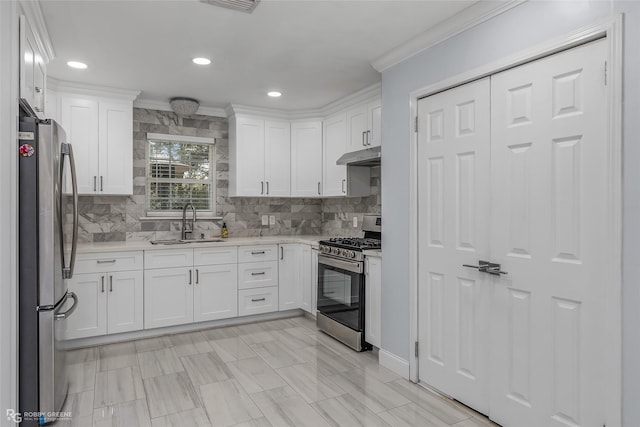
left=150, top=238, right=226, bottom=245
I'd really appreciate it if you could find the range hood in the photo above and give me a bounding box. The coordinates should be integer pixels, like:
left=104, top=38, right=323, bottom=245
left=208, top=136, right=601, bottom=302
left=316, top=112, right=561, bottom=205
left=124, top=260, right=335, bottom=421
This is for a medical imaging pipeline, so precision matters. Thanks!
left=336, top=146, right=381, bottom=167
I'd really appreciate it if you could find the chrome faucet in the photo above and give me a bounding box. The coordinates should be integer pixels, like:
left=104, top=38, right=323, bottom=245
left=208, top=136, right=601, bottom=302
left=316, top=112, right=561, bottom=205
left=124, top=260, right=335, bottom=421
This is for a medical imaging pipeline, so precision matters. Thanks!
left=181, top=203, right=196, bottom=240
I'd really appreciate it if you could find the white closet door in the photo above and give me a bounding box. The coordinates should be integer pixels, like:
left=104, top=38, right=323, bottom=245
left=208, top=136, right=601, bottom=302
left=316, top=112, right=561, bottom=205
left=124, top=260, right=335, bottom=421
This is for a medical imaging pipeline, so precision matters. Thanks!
left=489, top=39, right=607, bottom=427
left=417, top=77, right=492, bottom=414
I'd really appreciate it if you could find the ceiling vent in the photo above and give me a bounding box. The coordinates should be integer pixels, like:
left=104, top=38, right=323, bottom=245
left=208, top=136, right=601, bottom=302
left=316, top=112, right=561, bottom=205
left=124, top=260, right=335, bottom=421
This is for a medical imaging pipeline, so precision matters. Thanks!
left=170, top=97, right=199, bottom=116
left=199, top=0, right=260, bottom=13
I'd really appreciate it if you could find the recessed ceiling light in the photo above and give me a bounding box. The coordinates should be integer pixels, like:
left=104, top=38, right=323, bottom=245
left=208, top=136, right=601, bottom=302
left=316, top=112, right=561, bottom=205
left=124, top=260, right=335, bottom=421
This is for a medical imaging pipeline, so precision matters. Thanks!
left=192, top=57, right=211, bottom=65
left=267, top=91, right=282, bottom=98
left=67, top=61, right=87, bottom=69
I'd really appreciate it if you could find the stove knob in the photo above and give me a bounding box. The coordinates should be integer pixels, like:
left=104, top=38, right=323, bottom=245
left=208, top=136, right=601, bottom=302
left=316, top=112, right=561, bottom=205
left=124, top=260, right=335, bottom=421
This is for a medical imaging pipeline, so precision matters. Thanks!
left=350, top=251, right=357, bottom=259
left=332, top=247, right=340, bottom=255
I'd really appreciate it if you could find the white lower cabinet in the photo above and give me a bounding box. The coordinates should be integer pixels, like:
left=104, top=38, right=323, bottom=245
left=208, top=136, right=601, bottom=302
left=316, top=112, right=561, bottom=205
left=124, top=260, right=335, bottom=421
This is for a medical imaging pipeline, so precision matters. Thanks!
left=194, top=264, right=238, bottom=322
left=145, top=247, right=239, bottom=329
left=144, top=267, right=194, bottom=329
left=364, top=255, right=382, bottom=348
left=278, top=244, right=302, bottom=311
left=65, top=268, right=143, bottom=340
left=300, top=245, right=316, bottom=315
left=238, top=287, right=279, bottom=316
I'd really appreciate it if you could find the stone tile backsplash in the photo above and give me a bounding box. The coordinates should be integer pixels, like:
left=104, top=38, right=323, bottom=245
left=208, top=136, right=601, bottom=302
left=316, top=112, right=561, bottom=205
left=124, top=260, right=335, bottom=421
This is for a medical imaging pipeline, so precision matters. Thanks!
left=75, top=108, right=381, bottom=242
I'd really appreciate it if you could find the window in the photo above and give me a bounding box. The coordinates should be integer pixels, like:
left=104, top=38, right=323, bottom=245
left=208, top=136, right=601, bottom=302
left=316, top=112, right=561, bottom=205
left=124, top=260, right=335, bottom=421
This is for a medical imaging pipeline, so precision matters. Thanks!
left=146, top=133, right=216, bottom=216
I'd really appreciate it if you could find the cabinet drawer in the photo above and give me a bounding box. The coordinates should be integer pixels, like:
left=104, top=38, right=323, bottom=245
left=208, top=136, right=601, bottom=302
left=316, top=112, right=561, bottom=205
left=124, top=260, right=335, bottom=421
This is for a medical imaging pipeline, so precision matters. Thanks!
left=238, top=245, right=278, bottom=263
left=194, top=246, right=238, bottom=266
left=238, top=261, right=278, bottom=290
left=144, top=249, right=193, bottom=269
left=74, top=251, right=143, bottom=274
left=238, top=287, right=278, bottom=316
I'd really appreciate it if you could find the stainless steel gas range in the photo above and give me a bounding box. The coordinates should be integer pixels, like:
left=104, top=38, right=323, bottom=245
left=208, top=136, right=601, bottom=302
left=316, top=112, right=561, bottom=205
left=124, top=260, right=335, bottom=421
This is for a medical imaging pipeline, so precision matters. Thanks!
left=316, top=215, right=381, bottom=351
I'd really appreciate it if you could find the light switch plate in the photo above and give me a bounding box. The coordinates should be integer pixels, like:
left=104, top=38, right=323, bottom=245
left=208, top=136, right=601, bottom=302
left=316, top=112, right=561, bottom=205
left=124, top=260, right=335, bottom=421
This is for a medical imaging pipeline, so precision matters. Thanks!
left=269, top=215, right=276, bottom=226
left=261, top=215, right=268, bottom=226
left=353, top=216, right=358, bottom=228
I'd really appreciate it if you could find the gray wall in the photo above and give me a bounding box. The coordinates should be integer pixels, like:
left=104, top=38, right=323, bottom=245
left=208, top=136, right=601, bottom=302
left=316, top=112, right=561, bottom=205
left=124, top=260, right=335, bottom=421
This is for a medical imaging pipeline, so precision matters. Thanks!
left=76, top=108, right=380, bottom=242
left=380, top=1, right=640, bottom=424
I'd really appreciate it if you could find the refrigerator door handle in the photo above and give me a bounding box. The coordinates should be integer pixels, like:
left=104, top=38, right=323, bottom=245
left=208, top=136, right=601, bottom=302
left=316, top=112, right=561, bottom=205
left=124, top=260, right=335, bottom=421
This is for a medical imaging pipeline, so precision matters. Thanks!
left=54, top=292, right=78, bottom=320
left=61, top=143, right=79, bottom=279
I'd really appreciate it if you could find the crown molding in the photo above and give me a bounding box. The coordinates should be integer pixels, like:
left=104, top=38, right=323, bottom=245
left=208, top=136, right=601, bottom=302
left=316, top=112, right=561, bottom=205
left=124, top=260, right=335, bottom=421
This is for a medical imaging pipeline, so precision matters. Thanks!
left=48, top=77, right=141, bottom=101
left=371, top=0, right=526, bottom=72
left=134, top=98, right=227, bottom=118
left=18, top=0, right=55, bottom=63
left=226, top=82, right=381, bottom=120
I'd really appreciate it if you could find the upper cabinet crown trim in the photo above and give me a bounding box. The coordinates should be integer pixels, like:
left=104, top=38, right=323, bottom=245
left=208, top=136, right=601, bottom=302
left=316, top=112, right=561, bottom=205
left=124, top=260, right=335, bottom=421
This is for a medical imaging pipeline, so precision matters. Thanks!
left=371, top=0, right=525, bottom=72
left=48, top=77, right=141, bottom=101
left=225, top=82, right=381, bottom=121
left=18, top=0, right=55, bottom=63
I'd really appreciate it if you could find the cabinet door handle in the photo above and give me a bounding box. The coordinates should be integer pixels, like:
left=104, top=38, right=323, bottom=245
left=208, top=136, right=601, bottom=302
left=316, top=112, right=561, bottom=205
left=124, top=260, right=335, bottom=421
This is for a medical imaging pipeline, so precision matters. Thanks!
left=251, top=271, right=266, bottom=276
left=251, top=251, right=265, bottom=255
left=93, top=176, right=97, bottom=192
left=101, top=276, right=105, bottom=293
left=342, top=179, right=346, bottom=194
left=35, top=86, right=42, bottom=93
left=366, top=130, right=371, bottom=145
left=100, top=176, right=103, bottom=192
left=266, top=181, right=269, bottom=195
left=280, top=246, right=284, bottom=260
left=261, top=181, right=264, bottom=195
left=318, top=182, right=321, bottom=195
left=252, top=297, right=266, bottom=302
left=196, top=269, right=199, bottom=284
left=97, top=259, right=116, bottom=264
left=109, top=276, right=113, bottom=292
left=362, top=131, right=366, bottom=146
left=189, top=269, right=192, bottom=285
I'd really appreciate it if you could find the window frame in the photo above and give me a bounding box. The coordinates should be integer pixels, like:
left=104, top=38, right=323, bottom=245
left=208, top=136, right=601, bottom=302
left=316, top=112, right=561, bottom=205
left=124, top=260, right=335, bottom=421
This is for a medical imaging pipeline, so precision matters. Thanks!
left=145, top=133, right=217, bottom=218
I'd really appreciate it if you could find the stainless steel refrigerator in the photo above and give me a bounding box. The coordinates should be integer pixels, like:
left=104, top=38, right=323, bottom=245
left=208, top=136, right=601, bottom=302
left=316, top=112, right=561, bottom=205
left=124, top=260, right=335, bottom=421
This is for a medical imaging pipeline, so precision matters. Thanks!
left=18, top=114, right=78, bottom=425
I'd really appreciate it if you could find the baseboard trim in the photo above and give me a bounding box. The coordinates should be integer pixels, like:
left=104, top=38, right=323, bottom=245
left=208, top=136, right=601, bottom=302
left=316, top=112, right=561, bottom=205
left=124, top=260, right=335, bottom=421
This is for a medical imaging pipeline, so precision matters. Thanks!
left=379, top=349, right=410, bottom=378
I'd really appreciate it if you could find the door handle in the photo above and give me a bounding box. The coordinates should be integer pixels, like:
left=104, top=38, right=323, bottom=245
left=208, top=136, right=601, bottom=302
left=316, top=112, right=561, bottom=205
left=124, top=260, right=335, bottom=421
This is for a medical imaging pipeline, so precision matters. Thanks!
left=189, top=269, right=192, bottom=285
left=100, top=176, right=103, bottom=192
left=318, top=182, right=321, bottom=195
left=251, top=271, right=266, bottom=276
left=93, top=176, right=97, bottom=192
left=366, top=130, right=371, bottom=145
left=362, top=131, right=366, bottom=146
left=280, top=246, right=284, bottom=260
left=261, top=181, right=264, bottom=195
left=97, top=259, right=116, bottom=264
left=196, top=269, right=199, bottom=284
left=101, top=276, right=105, bottom=293
left=266, top=181, right=269, bottom=195
left=463, top=260, right=508, bottom=276
left=341, top=179, right=346, bottom=194
left=252, top=297, right=266, bottom=302
left=55, top=292, right=78, bottom=320
left=109, top=275, right=113, bottom=292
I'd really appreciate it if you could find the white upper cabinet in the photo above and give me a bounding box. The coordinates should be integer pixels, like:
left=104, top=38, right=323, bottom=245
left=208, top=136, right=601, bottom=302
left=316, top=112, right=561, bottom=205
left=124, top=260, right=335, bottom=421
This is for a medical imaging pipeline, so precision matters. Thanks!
left=54, top=83, right=138, bottom=196
left=19, top=15, right=48, bottom=118
left=322, top=112, right=348, bottom=196
left=230, top=116, right=290, bottom=197
left=99, top=101, right=133, bottom=194
left=291, top=121, right=323, bottom=197
left=367, top=99, right=382, bottom=148
left=60, top=96, right=99, bottom=194
left=264, top=120, right=291, bottom=197
left=346, top=98, right=382, bottom=152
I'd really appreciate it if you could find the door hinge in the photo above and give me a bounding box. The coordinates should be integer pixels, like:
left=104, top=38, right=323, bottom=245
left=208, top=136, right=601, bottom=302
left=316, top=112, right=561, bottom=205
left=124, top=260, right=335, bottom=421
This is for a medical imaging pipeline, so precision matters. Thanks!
left=414, top=116, right=418, bottom=133
left=604, top=61, right=608, bottom=86
left=415, top=341, right=419, bottom=357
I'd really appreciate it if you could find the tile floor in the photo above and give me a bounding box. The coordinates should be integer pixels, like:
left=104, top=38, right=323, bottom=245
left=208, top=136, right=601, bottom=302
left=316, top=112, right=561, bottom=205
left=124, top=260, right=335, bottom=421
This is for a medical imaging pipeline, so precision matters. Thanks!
left=60, top=316, right=496, bottom=427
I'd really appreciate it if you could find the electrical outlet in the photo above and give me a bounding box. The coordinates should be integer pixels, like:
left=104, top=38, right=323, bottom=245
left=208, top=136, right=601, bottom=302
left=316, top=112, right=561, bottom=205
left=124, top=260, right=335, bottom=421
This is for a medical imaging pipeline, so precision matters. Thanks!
left=269, top=215, right=276, bottom=226
left=353, top=216, right=358, bottom=228
left=261, top=215, right=268, bottom=226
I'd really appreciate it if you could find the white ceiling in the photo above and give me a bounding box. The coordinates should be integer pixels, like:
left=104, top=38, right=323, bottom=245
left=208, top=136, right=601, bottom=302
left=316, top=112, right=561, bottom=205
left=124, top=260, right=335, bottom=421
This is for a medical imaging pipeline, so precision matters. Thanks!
left=41, top=0, right=477, bottom=111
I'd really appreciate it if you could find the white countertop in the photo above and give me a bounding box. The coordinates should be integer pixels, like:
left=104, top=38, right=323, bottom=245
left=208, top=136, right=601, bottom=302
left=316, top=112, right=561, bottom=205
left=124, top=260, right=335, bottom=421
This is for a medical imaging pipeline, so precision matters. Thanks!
left=363, top=249, right=382, bottom=257
left=77, top=235, right=330, bottom=254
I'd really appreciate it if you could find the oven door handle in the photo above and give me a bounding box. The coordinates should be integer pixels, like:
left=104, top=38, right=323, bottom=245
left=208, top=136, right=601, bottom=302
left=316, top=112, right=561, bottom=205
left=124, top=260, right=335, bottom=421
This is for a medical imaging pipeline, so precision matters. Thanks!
left=318, top=255, right=363, bottom=274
